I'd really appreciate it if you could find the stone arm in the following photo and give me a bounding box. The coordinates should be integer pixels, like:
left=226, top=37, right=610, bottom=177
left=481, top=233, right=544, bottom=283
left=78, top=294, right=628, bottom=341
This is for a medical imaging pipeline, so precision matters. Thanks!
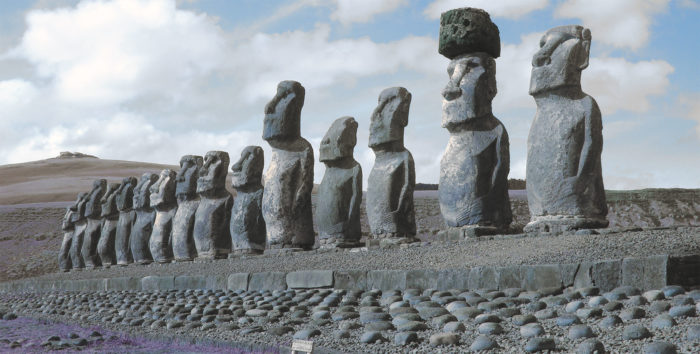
left=294, top=145, right=314, bottom=212
left=346, top=164, right=363, bottom=229
left=577, top=98, right=603, bottom=182
left=491, top=125, right=510, bottom=191
left=395, top=153, right=415, bottom=214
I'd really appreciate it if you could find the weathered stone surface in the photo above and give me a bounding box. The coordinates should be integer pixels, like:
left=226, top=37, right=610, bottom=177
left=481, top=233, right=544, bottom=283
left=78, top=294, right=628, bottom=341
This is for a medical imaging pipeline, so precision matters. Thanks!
left=194, top=151, right=233, bottom=259
left=286, top=270, right=334, bottom=289
left=130, top=173, right=158, bottom=264
left=249, top=272, right=287, bottom=291
left=105, top=277, right=141, bottom=291
left=622, top=255, right=669, bottom=290
left=438, top=7, right=500, bottom=59
left=316, top=117, right=362, bottom=248
left=205, top=275, right=227, bottom=290
left=521, top=264, right=562, bottom=291
left=171, top=155, right=202, bottom=262
left=227, top=273, right=250, bottom=291
left=262, top=81, right=314, bottom=249
left=141, top=276, right=175, bottom=291
left=439, top=51, right=511, bottom=231
left=469, top=266, right=498, bottom=290
left=174, top=275, right=206, bottom=290
left=115, top=177, right=137, bottom=266
left=334, top=270, right=367, bottom=290
left=525, top=25, right=607, bottom=233
left=149, top=169, right=177, bottom=263
left=591, top=260, right=621, bottom=292
left=82, top=179, right=107, bottom=268
left=498, top=266, right=522, bottom=289
left=406, top=270, right=438, bottom=290
left=367, top=87, right=416, bottom=241
left=367, top=270, right=407, bottom=290
left=230, top=147, right=265, bottom=254
left=97, top=183, right=120, bottom=267
left=59, top=193, right=84, bottom=271
left=436, top=269, right=470, bottom=290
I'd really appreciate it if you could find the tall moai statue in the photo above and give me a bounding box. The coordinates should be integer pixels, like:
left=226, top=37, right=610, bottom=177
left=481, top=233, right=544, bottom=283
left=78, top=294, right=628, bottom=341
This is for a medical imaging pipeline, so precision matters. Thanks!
left=130, top=173, right=159, bottom=264
left=59, top=193, right=85, bottom=272
left=525, top=25, right=608, bottom=233
left=194, top=151, right=233, bottom=259
left=115, top=177, right=137, bottom=266
left=262, top=80, right=315, bottom=250
left=316, top=117, right=362, bottom=248
left=172, top=155, right=203, bottom=261
left=97, top=183, right=120, bottom=267
left=81, top=179, right=107, bottom=268
left=230, top=146, right=266, bottom=255
left=437, top=7, right=512, bottom=236
left=69, top=191, right=89, bottom=270
left=367, top=87, right=417, bottom=244
left=149, top=169, right=177, bottom=263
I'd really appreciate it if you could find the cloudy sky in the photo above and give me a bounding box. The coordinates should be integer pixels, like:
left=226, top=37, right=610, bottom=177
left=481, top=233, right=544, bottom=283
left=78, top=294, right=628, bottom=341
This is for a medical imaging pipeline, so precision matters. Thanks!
left=0, top=0, right=698, bottom=189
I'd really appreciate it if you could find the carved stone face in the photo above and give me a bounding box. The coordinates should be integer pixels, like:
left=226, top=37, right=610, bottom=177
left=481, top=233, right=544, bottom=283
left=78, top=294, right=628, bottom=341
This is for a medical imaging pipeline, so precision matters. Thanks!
left=442, top=53, right=496, bottom=128
left=176, top=155, right=203, bottom=198
left=150, top=169, right=177, bottom=208
left=263, top=80, right=305, bottom=142
left=133, top=173, right=158, bottom=209
left=320, top=116, right=358, bottom=162
left=70, top=192, right=89, bottom=222
left=85, top=179, right=107, bottom=218
left=530, top=25, right=591, bottom=96
left=100, top=183, right=120, bottom=217
left=197, top=151, right=229, bottom=194
left=116, top=177, right=137, bottom=211
left=231, top=146, right=264, bottom=188
left=369, top=87, right=411, bottom=149
left=63, top=192, right=85, bottom=229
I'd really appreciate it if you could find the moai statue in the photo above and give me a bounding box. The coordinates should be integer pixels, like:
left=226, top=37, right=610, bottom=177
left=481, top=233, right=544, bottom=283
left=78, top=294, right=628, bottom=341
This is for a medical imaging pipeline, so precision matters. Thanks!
left=367, top=87, right=417, bottom=244
left=316, top=117, right=362, bottom=248
left=115, top=177, right=137, bottom=266
left=81, top=179, right=107, bottom=268
left=437, top=7, right=512, bottom=237
left=262, top=80, right=315, bottom=250
left=130, top=173, right=159, bottom=264
left=172, top=155, right=203, bottom=261
left=69, top=192, right=89, bottom=270
left=59, top=193, right=85, bottom=272
left=525, top=25, right=608, bottom=233
left=149, top=169, right=177, bottom=263
left=194, top=151, right=233, bottom=259
left=97, top=183, right=120, bottom=267
left=230, top=146, right=266, bottom=255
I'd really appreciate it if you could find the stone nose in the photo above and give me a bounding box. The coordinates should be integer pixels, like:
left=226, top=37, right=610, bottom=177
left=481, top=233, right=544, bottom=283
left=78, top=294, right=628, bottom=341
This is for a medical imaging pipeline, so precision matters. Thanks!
left=442, top=84, right=462, bottom=101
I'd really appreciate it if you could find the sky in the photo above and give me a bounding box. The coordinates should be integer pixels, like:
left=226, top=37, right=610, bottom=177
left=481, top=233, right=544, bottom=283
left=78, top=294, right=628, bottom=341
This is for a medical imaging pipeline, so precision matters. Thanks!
left=0, top=0, right=698, bottom=190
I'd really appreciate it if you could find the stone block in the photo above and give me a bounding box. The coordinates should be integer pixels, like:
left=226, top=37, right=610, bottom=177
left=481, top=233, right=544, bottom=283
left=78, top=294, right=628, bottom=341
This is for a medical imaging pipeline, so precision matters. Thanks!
left=206, top=275, right=228, bottom=290
left=521, top=264, right=562, bottom=291
left=497, top=266, right=521, bottom=289
left=406, top=270, right=438, bottom=290
left=227, top=273, right=250, bottom=291
left=141, top=276, right=175, bottom=291
left=334, top=270, right=367, bottom=290
left=668, top=255, right=700, bottom=287
left=621, top=257, right=645, bottom=289
left=367, top=270, right=407, bottom=290
left=106, top=277, right=141, bottom=291
left=174, top=275, right=207, bottom=290
left=286, top=270, right=334, bottom=289
left=436, top=269, right=470, bottom=290
left=249, top=272, right=287, bottom=291
left=590, top=259, right=621, bottom=292
left=468, top=266, right=498, bottom=290
left=573, top=262, right=594, bottom=289
left=560, top=263, right=579, bottom=288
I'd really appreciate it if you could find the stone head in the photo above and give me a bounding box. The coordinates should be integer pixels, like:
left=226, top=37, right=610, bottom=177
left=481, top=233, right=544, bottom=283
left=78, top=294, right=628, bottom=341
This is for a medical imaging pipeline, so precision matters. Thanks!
left=176, top=155, right=203, bottom=199
left=70, top=192, right=89, bottom=223
left=320, top=116, right=358, bottom=163
left=442, top=52, right=496, bottom=128
left=150, top=169, right=177, bottom=208
left=197, top=151, right=230, bottom=195
left=100, top=183, right=120, bottom=217
left=263, top=80, right=305, bottom=142
left=369, top=87, right=411, bottom=149
left=133, top=173, right=159, bottom=209
left=63, top=192, right=85, bottom=229
left=530, top=25, right=591, bottom=96
left=231, top=146, right=264, bottom=188
left=115, top=176, right=137, bottom=211
left=439, top=7, right=500, bottom=59
left=85, top=179, right=107, bottom=218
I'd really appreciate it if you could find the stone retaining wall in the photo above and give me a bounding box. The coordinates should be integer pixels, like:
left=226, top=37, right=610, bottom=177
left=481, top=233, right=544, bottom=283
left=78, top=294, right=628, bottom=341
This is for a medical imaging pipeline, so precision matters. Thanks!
left=1, top=254, right=698, bottom=294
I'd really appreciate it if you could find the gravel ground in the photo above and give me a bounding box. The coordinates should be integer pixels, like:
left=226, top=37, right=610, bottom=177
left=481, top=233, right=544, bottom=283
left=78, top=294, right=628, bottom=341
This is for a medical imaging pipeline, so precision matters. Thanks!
left=29, top=227, right=700, bottom=281
left=1, top=285, right=698, bottom=353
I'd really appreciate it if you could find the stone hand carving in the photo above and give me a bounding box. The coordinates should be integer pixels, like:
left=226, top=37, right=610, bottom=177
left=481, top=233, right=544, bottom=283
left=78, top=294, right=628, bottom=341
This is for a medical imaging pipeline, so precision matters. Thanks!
left=367, top=87, right=417, bottom=243
left=59, top=193, right=85, bottom=272
left=230, top=146, right=266, bottom=255
left=115, top=177, right=137, bottom=266
left=81, top=179, right=106, bottom=268
left=316, top=117, right=362, bottom=248
left=97, top=183, right=120, bottom=267
left=130, top=173, right=159, bottom=264
left=194, top=151, right=233, bottom=259
left=149, top=169, right=177, bottom=263
left=172, top=155, right=203, bottom=261
left=69, top=191, right=89, bottom=270
left=525, top=25, right=608, bottom=233
left=262, top=80, right=315, bottom=249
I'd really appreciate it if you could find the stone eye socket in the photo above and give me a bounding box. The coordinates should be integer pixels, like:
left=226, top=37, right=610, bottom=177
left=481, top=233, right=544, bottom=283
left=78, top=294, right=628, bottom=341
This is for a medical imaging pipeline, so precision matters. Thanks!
left=463, top=19, right=470, bottom=26
left=539, top=37, right=546, bottom=48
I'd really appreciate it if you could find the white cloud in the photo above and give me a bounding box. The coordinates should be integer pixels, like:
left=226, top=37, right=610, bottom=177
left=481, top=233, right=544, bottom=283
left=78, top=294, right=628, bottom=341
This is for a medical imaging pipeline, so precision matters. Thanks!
left=0, top=79, right=38, bottom=106
left=678, top=93, right=700, bottom=139
left=493, top=32, right=543, bottom=112
left=331, top=0, right=408, bottom=25
left=555, top=0, right=670, bottom=50
left=424, top=0, right=549, bottom=20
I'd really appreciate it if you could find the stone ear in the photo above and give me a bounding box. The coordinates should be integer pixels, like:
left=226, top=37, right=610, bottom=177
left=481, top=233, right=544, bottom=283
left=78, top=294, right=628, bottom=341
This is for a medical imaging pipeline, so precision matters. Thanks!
left=578, top=28, right=591, bottom=70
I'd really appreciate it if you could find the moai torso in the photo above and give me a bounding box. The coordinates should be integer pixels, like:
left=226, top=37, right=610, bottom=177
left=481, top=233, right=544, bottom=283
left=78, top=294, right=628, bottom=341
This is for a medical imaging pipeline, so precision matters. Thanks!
left=230, top=146, right=266, bottom=255
left=366, top=87, right=416, bottom=240
left=130, top=173, right=158, bottom=264
left=262, top=80, right=315, bottom=249
left=525, top=25, right=607, bottom=232
left=82, top=179, right=106, bottom=268
left=97, top=183, right=120, bottom=266
left=69, top=192, right=88, bottom=269
left=149, top=169, right=177, bottom=263
left=172, top=155, right=202, bottom=261
left=59, top=193, right=83, bottom=272
left=115, top=177, right=137, bottom=265
left=316, top=117, right=362, bottom=248
left=194, top=151, right=233, bottom=259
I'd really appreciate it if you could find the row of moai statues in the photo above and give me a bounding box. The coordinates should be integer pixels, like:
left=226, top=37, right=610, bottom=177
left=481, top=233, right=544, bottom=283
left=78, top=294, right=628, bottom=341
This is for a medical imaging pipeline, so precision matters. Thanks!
left=58, top=81, right=418, bottom=271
